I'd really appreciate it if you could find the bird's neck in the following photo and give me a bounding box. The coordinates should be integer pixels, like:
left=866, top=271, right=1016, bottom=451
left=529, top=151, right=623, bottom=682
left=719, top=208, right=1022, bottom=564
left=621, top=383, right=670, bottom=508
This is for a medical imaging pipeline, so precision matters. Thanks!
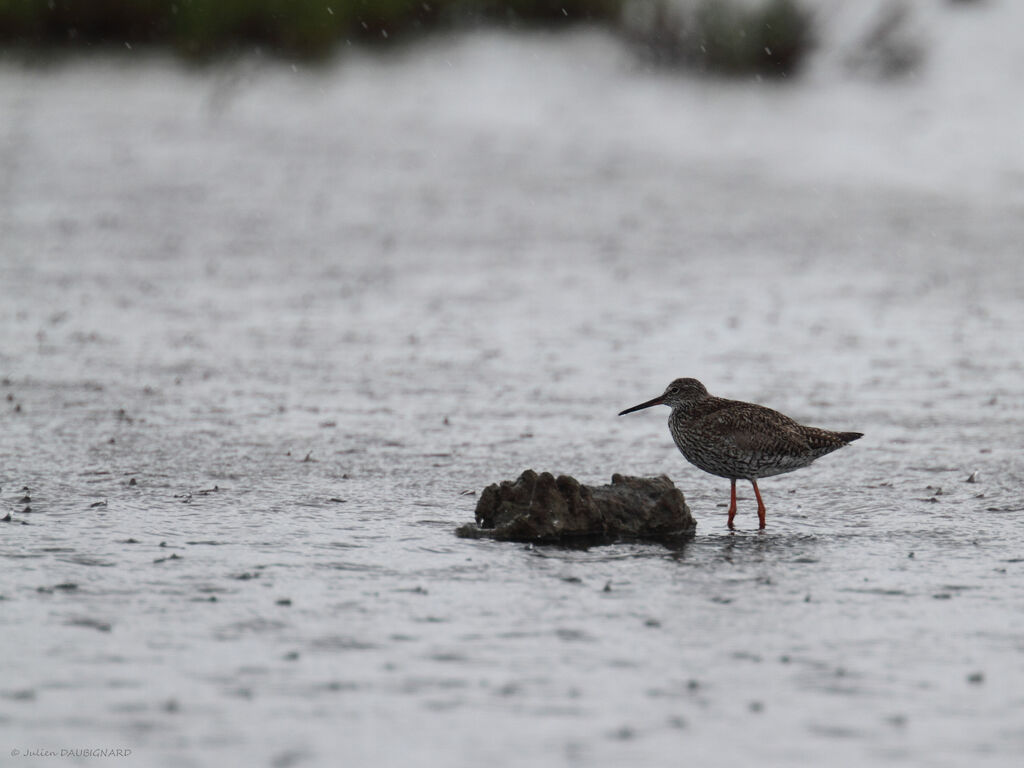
left=670, top=397, right=724, bottom=425
left=669, top=401, right=701, bottom=425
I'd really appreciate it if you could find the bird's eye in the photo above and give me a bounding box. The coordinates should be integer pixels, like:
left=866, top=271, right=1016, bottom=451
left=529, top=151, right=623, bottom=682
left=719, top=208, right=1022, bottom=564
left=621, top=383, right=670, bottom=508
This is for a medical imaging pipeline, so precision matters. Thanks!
left=668, top=387, right=679, bottom=395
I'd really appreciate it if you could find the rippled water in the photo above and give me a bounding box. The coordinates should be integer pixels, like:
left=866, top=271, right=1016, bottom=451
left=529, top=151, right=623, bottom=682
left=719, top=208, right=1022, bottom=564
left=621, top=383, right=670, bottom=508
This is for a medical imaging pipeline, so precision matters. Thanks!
left=2, top=25, right=1024, bottom=768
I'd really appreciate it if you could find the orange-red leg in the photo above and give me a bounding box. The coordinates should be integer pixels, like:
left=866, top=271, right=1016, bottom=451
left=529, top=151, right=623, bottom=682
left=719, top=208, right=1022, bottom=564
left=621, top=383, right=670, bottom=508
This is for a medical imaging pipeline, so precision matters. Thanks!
left=751, top=480, right=766, bottom=529
left=727, top=479, right=737, bottom=530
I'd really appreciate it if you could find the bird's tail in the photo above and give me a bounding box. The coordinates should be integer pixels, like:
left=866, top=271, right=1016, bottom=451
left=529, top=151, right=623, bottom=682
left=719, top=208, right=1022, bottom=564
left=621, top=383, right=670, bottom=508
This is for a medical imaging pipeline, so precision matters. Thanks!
left=838, top=432, right=863, bottom=443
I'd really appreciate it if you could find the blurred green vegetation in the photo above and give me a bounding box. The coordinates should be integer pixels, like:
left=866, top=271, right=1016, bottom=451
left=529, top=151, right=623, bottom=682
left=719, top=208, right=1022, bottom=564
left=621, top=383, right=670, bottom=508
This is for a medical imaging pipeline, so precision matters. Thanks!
left=0, top=0, right=813, bottom=76
left=698, top=0, right=812, bottom=75
left=0, top=0, right=620, bottom=57
left=624, top=0, right=813, bottom=76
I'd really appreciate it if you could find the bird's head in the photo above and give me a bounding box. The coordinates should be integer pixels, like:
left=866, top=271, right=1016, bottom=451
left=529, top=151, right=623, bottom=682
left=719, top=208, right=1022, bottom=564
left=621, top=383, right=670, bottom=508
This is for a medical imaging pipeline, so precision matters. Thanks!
left=618, top=378, right=709, bottom=415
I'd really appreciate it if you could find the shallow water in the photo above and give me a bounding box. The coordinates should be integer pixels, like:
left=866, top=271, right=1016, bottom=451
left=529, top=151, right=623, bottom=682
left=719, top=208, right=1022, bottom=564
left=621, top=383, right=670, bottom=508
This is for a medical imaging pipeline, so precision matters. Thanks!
left=2, top=23, right=1024, bottom=768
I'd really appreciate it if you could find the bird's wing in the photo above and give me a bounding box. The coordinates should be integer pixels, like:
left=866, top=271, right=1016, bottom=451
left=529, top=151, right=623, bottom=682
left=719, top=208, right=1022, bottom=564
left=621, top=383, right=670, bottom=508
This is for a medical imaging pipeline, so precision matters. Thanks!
left=698, top=405, right=812, bottom=457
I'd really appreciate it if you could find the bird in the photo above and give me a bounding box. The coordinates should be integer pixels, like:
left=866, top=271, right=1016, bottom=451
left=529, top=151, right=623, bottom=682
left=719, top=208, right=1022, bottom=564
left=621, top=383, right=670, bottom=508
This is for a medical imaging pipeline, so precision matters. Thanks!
left=618, top=378, right=862, bottom=529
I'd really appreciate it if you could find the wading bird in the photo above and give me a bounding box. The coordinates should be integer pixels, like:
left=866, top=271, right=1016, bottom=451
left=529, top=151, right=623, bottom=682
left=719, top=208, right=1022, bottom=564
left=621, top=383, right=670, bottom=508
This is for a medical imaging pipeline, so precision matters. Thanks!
left=619, top=378, right=862, bottom=529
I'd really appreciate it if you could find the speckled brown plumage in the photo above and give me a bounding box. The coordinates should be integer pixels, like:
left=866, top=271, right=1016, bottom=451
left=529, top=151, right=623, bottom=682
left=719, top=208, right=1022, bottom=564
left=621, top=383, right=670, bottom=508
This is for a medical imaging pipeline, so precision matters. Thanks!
left=619, top=378, right=862, bottom=529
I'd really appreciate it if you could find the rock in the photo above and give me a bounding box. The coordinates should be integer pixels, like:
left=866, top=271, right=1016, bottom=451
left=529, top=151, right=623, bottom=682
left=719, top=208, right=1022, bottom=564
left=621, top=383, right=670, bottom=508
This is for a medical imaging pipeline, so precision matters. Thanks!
left=456, top=470, right=696, bottom=544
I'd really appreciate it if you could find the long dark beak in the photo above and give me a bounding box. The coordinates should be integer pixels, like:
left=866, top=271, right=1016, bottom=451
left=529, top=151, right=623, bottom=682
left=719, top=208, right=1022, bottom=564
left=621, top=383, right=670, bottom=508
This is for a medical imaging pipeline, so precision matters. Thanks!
left=618, top=395, right=665, bottom=416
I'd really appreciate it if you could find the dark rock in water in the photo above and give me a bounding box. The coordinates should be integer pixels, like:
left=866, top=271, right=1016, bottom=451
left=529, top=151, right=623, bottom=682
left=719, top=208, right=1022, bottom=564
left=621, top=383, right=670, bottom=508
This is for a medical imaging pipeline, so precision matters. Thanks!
left=456, top=470, right=695, bottom=544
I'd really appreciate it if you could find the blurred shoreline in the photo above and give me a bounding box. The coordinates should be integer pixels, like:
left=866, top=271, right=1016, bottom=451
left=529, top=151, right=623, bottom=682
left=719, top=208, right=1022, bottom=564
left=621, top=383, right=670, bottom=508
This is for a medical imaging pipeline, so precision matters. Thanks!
left=0, top=0, right=1004, bottom=85
left=0, top=0, right=813, bottom=76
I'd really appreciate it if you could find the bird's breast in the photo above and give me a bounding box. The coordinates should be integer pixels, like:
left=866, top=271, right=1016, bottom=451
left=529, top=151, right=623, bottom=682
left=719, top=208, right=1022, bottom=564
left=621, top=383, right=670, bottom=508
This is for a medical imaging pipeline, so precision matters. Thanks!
left=668, top=412, right=753, bottom=479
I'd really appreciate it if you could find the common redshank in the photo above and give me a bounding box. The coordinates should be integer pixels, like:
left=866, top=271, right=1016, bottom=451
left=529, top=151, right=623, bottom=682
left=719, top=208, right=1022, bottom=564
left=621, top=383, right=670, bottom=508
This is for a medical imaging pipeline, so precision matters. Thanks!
left=618, top=378, right=862, bottom=529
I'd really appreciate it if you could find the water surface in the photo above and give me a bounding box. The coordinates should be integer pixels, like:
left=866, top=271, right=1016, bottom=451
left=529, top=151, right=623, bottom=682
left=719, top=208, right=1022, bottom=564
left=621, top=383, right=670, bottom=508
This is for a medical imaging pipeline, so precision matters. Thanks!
left=2, top=27, right=1023, bottom=768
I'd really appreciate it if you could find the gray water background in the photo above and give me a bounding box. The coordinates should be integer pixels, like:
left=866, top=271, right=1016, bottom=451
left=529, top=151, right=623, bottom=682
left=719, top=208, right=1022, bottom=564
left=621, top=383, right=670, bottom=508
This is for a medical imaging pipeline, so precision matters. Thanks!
left=2, top=15, right=1024, bottom=768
